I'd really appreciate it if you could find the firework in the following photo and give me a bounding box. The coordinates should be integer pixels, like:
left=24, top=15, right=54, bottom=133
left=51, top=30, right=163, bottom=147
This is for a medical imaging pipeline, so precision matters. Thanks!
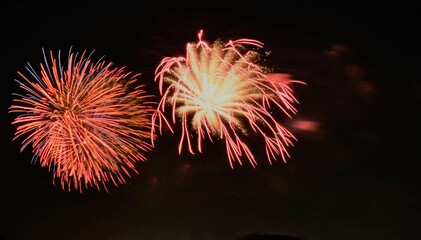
left=9, top=47, right=156, bottom=192
left=152, top=30, right=305, bottom=168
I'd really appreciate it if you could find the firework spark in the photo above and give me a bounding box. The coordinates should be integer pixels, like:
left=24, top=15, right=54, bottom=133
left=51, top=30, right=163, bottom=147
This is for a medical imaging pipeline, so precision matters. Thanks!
left=9, top=47, right=156, bottom=192
left=152, top=30, right=305, bottom=168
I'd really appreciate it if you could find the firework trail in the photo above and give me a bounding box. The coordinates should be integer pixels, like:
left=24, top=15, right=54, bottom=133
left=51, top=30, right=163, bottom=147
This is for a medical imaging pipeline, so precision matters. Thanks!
left=152, top=30, right=305, bottom=168
left=9, top=47, right=156, bottom=192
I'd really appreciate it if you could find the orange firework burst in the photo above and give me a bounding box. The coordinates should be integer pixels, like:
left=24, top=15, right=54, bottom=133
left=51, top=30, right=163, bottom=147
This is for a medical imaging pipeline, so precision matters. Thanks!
left=152, top=30, right=305, bottom=168
left=9, top=47, right=156, bottom=192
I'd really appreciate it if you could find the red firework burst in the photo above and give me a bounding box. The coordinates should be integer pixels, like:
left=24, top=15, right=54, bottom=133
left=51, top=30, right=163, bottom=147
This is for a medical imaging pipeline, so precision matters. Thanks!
left=152, top=30, right=305, bottom=168
left=9, top=47, right=156, bottom=193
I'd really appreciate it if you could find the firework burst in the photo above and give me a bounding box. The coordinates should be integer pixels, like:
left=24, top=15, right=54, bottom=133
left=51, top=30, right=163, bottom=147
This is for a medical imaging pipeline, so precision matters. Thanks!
left=152, top=30, right=305, bottom=168
left=9, top=47, right=156, bottom=192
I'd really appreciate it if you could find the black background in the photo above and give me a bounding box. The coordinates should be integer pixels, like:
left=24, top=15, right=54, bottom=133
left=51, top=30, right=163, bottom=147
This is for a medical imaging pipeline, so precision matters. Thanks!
left=1, top=1, right=420, bottom=240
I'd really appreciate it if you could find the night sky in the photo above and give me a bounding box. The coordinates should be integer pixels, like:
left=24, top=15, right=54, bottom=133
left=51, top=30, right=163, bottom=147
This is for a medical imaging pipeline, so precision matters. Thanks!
left=1, top=1, right=420, bottom=240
